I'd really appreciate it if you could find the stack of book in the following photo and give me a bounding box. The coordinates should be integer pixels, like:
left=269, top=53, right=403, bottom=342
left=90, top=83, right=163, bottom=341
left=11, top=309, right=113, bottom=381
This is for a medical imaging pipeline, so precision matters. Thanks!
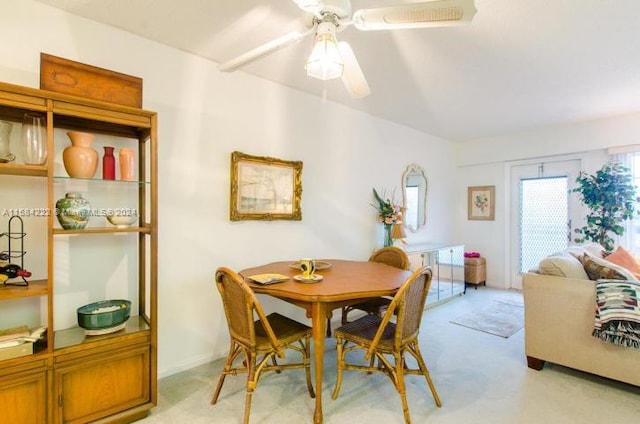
left=0, top=325, right=33, bottom=361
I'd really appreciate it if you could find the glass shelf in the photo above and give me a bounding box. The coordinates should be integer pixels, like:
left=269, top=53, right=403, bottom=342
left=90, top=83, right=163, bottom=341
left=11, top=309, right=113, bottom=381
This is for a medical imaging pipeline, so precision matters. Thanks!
left=53, top=226, right=151, bottom=235
left=53, top=175, right=150, bottom=185
left=54, top=315, right=150, bottom=351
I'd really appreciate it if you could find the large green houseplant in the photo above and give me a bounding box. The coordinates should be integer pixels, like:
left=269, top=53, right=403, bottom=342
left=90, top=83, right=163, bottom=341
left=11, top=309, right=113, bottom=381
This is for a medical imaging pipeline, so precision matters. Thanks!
left=572, top=161, right=637, bottom=252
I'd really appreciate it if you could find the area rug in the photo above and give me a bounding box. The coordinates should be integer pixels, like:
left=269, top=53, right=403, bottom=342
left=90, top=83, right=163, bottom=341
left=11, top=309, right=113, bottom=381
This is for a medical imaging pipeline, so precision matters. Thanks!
left=450, top=299, right=525, bottom=338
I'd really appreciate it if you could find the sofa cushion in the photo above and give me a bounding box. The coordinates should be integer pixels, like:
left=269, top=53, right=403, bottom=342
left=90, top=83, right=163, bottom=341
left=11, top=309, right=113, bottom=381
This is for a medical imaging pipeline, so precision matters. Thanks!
left=603, top=246, right=640, bottom=280
left=538, top=253, right=589, bottom=280
left=580, top=251, right=635, bottom=281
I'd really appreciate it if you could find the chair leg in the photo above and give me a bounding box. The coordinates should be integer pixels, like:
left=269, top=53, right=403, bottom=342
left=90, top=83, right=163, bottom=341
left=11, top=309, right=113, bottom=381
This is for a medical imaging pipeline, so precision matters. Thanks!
left=366, top=349, right=379, bottom=374
left=411, top=342, right=442, bottom=407
left=394, top=352, right=412, bottom=424
left=243, top=351, right=257, bottom=424
left=341, top=306, right=349, bottom=325
left=331, top=337, right=345, bottom=400
left=303, top=336, right=316, bottom=398
left=271, top=355, right=281, bottom=374
left=211, top=341, right=238, bottom=405
left=243, top=389, right=253, bottom=424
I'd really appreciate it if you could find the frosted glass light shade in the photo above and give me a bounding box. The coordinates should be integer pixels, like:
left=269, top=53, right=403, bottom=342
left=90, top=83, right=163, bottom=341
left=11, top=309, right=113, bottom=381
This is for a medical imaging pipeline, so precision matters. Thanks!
left=305, top=22, right=343, bottom=80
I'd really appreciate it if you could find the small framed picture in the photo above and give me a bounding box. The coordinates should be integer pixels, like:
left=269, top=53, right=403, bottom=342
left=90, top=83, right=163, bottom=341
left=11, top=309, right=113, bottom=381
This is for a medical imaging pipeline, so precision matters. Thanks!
left=230, top=151, right=303, bottom=221
left=468, top=186, right=495, bottom=221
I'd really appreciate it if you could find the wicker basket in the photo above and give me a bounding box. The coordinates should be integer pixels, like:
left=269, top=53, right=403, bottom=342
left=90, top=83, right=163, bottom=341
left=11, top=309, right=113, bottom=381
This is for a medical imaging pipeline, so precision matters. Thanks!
left=464, top=257, right=486, bottom=286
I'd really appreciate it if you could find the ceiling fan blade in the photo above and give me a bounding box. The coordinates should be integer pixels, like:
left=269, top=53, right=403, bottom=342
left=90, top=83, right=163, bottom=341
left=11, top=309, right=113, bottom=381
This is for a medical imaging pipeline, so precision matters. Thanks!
left=292, top=0, right=325, bottom=14
left=219, top=30, right=311, bottom=72
left=338, top=42, right=371, bottom=99
left=353, top=0, right=477, bottom=31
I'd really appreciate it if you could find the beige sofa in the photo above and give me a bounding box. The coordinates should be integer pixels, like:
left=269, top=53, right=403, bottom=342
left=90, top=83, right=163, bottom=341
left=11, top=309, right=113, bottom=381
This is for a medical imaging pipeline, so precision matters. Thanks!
left=523, top=272, right=640, bottom=387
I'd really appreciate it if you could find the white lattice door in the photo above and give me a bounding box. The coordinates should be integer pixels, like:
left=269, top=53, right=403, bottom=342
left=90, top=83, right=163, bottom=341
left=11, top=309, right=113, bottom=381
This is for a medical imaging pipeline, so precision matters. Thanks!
left=509, top=159, right=582, bottom=289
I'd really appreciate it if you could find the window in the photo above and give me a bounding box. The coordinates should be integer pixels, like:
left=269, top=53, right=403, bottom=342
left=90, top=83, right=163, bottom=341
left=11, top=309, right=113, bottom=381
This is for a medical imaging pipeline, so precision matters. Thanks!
left=627, top=153, right=640, bottom=253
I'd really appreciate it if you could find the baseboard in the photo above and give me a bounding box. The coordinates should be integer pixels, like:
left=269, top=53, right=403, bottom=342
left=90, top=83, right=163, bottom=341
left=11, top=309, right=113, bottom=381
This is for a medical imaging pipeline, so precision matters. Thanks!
left=158, top=351, right=224, bottom=379
left=425, top=292, right=463, bottom=310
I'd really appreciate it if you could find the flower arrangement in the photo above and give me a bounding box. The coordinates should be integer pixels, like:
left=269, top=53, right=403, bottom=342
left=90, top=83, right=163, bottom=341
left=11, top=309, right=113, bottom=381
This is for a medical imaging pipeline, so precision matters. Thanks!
left=372, top=188, right=403, bottom=246
left=372, top=188, right=402, bottom=224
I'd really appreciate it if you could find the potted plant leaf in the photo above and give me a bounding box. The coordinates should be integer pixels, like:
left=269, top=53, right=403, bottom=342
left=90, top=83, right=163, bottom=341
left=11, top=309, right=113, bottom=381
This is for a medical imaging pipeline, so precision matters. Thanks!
left=572, top=161, right=638, bottom=252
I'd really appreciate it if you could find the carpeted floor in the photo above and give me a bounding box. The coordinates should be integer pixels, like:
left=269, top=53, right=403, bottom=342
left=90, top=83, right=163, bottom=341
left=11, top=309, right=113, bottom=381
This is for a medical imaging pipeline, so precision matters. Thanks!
left=140, top=287, right=640, bottom=424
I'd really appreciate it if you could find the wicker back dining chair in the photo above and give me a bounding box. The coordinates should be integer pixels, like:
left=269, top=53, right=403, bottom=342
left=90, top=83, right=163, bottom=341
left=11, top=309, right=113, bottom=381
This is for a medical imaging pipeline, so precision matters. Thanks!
left=332, top=266, right=441, bottom=424
left=212, top=267, right=315, bottom=424
left=341, top=246, right=410, bottom=326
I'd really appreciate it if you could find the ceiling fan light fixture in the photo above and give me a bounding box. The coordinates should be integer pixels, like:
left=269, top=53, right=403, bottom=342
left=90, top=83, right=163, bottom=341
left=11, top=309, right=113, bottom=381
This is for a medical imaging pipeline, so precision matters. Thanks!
left=305, top=21, right=343, bottom=80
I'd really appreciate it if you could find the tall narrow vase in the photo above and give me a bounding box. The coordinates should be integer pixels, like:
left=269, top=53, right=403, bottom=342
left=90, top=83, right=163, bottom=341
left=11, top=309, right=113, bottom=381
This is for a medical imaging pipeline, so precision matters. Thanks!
left=63, top=131, right=98, bottom=178
left=102, top=146, right=115, bottom=180
left=383, top=223, right=393, bottom=247
left=22, top=113, right=47, bottom=165
left=0, top=120, right=15, bottom=163
left=119, top=147, right=135, bottom=181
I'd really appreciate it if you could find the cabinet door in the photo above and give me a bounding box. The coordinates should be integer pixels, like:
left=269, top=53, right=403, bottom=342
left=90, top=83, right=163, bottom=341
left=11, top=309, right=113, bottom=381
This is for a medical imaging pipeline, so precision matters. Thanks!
left=407, top=253, right=424, bottom=271
left=451, top=245, right=465, bottom=283
left=0, top=367, right=47, bottom=423
left=55, top=344, right=149, bottom=424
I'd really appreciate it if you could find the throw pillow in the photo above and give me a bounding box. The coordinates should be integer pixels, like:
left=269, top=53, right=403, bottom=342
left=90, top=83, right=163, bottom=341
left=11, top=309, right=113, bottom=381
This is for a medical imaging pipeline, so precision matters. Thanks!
left=603, top=246, right=640, bottom=280
left=580, top=251, right=635, bottom=281
left=538, top=253, right=590, bottom=280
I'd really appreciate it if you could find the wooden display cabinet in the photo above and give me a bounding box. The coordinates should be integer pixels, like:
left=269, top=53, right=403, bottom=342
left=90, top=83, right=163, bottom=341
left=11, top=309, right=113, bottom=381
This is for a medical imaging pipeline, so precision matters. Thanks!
left=0, top=81, right=157, bottom=423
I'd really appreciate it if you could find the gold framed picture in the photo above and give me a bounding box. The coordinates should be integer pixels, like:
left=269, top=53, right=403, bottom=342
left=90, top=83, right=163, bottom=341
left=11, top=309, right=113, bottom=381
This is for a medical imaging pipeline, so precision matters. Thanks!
left=468, top=186, right=495, bottom=221
left=230, top=151, right=303, bottom=221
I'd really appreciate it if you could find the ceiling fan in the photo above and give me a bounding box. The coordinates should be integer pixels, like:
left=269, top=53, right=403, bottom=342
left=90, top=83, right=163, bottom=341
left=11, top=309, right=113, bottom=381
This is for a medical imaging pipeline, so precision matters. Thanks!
left=219, top=0, right=477, bottom=99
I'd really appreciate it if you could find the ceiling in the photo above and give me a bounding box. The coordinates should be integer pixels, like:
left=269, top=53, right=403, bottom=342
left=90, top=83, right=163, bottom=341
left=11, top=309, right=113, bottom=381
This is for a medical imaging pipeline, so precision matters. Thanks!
left=33, top=0, right=640, bottom=142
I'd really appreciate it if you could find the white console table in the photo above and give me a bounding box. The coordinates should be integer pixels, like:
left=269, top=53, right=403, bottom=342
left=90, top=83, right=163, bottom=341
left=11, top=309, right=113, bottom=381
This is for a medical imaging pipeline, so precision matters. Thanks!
left=404, top=243, right=465, bottom=304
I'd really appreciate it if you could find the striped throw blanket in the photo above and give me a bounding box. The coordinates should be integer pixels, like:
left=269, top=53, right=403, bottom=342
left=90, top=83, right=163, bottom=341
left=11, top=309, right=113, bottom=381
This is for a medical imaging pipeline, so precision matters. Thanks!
left=593, top=280, right=640, bottom=349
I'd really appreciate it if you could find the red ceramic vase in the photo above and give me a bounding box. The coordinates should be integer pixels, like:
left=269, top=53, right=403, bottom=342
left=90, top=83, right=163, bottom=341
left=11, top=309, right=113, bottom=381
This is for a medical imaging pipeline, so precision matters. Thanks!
left=102, top=146, right=115, bottom=180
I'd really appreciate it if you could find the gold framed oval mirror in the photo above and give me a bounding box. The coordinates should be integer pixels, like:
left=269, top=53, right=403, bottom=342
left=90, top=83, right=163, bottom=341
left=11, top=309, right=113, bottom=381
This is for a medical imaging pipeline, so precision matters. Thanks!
left=402, top=164, right=427, bottom=232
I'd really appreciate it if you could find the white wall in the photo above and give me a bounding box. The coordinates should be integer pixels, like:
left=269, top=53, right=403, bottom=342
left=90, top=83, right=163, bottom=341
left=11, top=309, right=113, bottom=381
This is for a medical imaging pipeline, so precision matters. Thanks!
left=0, top=0, right=457, bottom=377
left=453, top=114, right=640, bottom=289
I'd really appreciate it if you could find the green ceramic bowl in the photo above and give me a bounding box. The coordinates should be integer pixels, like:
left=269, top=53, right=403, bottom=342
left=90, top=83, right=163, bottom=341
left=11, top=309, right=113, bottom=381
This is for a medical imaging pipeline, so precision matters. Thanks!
left=77, top=299, right=131, bottom=330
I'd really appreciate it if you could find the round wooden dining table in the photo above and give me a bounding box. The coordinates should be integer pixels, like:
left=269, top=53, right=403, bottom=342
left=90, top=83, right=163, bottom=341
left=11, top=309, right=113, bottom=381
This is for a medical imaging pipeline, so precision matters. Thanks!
left=239, top=259, right=412, bottom=424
